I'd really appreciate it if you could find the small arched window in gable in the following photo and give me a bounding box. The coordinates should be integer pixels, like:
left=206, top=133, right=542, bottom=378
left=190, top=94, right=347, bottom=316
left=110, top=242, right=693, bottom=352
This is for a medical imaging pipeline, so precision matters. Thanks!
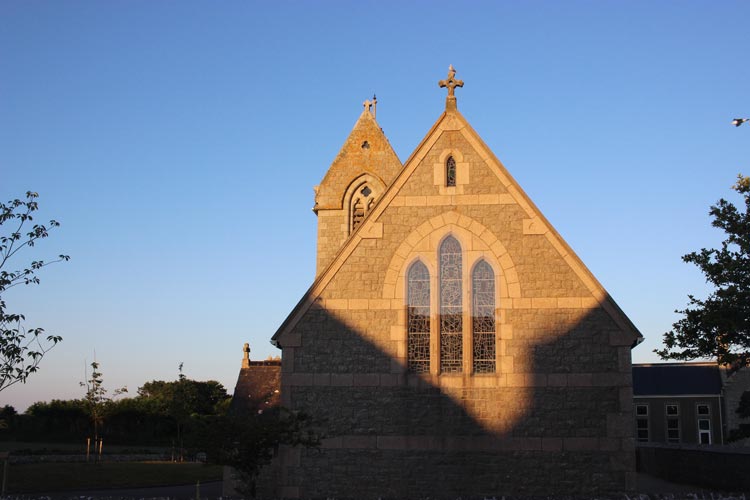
left=350, top=184, right=375, bottom=233
left=446, top=156, right=457, bottom=187
left=472, top=260, right=496, bottom=373
left=439, top=236, right=463, bottom=373
left=407, top=261, right=431, bottom=373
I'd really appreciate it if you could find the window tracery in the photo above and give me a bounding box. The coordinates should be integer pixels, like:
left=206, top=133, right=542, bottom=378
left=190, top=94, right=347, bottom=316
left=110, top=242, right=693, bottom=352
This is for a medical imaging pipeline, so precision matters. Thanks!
left=407, top=261, right=431, bottom=374
left=350, top=184, right=375, bottom=233
left=472, top=260, right=496, bottom=373
left=404, top=235, right=499, bottom=375
left=351, top=198, right=365, bottom=230
left=439, top=236, right=463, bottom=373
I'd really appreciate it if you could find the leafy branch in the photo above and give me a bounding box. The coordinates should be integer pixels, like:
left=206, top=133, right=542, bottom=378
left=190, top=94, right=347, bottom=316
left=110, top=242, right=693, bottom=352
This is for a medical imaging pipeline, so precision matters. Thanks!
left=0, top=191, right=69, bottom=392
left=657, top=175, right=750, bottom=367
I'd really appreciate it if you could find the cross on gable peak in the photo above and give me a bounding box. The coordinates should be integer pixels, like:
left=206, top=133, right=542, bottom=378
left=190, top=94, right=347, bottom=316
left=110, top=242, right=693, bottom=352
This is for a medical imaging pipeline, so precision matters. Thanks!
left=438, top=64, right=464, bottom=110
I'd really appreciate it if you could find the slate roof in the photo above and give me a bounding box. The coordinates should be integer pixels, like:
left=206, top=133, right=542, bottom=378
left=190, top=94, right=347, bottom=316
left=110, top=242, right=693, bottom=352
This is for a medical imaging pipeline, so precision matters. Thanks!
left=229, top=360, right=281, bottom=415
left=632, top=363, right=722, bottom=396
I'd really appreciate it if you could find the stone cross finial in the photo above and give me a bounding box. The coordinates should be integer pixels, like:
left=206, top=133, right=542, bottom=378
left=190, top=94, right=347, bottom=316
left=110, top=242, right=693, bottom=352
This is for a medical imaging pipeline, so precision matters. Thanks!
left=242, top=342, right=250, bottom=368
left=438, top=65, right=464, bottom=109
left=363, top=99, right=373, bottom=113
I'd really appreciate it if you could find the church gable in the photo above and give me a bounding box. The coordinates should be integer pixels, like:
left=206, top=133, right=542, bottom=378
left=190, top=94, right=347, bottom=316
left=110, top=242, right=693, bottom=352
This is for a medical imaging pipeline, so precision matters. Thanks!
left=385, top=126, right=593, bottom=300
left=267, top=67, right=641, bottom=498
left=276, top=79, right=640, bottom=349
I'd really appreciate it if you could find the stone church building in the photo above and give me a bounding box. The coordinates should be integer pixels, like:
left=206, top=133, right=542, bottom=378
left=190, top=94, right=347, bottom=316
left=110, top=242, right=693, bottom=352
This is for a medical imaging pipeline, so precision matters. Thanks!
left=265, top=67, right=642, bottom=498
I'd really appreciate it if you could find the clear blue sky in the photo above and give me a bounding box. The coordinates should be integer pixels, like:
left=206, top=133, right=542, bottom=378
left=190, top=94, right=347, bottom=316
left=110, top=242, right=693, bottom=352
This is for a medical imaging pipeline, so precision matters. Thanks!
left=1, top=1, right=748, bottom=411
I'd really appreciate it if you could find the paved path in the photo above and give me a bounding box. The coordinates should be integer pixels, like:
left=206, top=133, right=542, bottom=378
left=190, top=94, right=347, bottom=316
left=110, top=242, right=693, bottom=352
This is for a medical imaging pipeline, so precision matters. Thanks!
left=24, top=474, right=720, bottom=499
left=34, top=480, right=224, bottom=499
left=636, top=472, right=712, bottom=494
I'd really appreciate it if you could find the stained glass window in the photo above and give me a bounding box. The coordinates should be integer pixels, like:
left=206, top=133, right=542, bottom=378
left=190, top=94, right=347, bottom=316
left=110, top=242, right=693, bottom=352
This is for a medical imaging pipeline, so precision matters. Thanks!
left=407, top=261, right=430, bottom=373
left=446, top=156, right=456, bottom=187
left=439, top=236, right=462, bottom=373
left=472, top=260, right=496, bottom=373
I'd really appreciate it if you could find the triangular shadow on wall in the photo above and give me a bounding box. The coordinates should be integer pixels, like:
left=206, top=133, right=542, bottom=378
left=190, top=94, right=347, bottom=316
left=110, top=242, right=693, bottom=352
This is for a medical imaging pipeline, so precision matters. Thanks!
left=265, top=297, right=634, bottom=498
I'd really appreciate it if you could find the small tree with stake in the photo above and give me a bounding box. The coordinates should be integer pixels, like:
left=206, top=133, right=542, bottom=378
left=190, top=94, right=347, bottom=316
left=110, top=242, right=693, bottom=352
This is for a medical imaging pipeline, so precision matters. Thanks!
left=80, top=361, right=126, bottom=460
left=657, top=175, right=750, bottom=367
left=0, top=191, right=69, bottom=392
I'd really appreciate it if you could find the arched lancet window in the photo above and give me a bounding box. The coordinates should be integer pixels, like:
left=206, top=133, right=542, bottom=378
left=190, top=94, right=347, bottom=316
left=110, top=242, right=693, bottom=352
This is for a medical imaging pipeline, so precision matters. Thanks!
left=350, top=184, right=374, bottom=233
left=446, top=156, right=457, bottom=187
left=472, top=260, right=496, bottom=373
left=439, top=236, right=462, bottom=373
left=407, top=261, right=430, bottom=373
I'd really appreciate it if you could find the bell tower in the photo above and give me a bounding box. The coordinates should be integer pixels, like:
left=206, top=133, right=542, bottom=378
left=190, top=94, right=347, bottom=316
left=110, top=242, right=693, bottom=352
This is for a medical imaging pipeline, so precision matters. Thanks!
left=313, top=98, right=402, bottom=274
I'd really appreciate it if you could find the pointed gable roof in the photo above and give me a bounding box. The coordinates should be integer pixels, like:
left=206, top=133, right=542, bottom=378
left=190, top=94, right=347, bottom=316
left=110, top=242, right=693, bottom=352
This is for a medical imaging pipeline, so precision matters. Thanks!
left=273, top=96, right=642, bottom=347
left=314, top=107, right=402, bottom=212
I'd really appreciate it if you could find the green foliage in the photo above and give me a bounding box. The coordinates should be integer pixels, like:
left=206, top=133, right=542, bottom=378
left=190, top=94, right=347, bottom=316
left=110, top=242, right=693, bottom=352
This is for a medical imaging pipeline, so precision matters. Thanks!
left=0, top=404, right=16, bottom=431
left=657, top=175, right=750, bottom=367
left=137, top=364, right=230, bottom=460
left=1, top=191, right=69, bottom=392
left=137, top=377, right=230, bottom=417
left=194, top=408, right=321, bottom=497
left=22, top=399, right=89, bottom=440
left=11, top=374, right=230, bottom=447
left=80, top=361, right=127, bottom=440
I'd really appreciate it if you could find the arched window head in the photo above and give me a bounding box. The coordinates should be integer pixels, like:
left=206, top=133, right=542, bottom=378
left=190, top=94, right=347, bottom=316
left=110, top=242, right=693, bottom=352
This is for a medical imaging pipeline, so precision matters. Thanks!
left=439, top=236, right=462, bottom=373
left=350, top=183, right=375, bottom=233
left=407, top=261, right=430, bottom=373
left=446, top=156, right=457, bottom=187
left=472, top=260, right=496, bottom=373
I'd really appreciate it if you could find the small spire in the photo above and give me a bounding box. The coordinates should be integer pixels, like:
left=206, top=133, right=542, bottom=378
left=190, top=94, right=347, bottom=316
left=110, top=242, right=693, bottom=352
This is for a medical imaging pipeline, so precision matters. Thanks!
left=438, top=64, right=464, bottom=111
left=372, top=94, right=377, bottom=120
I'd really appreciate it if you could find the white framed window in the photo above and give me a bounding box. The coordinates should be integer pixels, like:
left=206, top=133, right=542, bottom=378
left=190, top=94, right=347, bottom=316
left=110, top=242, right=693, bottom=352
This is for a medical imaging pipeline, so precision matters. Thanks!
left=635, top=404, right=649, bottom=442
left=696, top=403, right=712, bottom=444
left=666, top=403, right=680, bottom=443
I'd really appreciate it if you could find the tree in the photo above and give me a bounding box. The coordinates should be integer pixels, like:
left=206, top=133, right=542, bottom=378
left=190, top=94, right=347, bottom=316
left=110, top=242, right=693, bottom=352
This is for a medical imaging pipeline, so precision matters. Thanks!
left=1, top=191, right=69, bottom=392
left=80, top=361, right=127, bottom=442
left=137, top=364, right=230, bottom=460
left=195, top=408, right=320, bottom=497
left=657, top=175, right=750, bottom=366
left=0, top=404, right=16, bottom=431
left=137, top=376, right=230, bottom=416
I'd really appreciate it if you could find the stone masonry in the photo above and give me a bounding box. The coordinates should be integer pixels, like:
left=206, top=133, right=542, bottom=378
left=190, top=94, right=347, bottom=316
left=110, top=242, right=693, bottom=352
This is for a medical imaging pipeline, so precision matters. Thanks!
left=268, top=67, right=642, bottom=499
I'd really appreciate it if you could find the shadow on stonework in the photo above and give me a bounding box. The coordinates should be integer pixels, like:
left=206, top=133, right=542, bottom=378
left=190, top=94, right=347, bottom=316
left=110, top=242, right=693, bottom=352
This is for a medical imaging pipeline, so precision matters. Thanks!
left=264, top=298, right=634, bottom=499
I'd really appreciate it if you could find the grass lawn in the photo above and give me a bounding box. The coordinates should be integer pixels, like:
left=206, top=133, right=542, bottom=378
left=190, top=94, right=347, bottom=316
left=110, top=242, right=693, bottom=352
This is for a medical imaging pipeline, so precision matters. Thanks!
left=5, top=461, right=224, bottom=494
left=0, top=440, right=168, bottom=454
